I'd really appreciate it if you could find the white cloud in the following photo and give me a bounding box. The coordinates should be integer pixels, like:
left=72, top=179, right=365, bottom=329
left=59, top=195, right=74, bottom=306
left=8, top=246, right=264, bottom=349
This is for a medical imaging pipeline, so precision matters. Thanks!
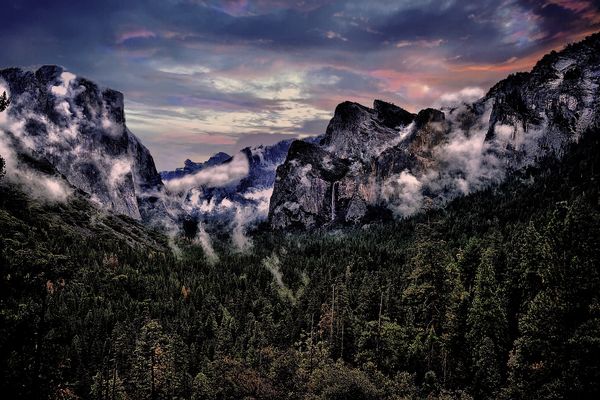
left=0, top=80, right=11, bottom=124
left=437, top=87, right=485, bottom=107
left=325, top=30, right=348, bottom=41
left=51, top=72, right=76, bottom=97
left=54, top=100, right=72, bottom=116
left=231, top=207, right=253, bottom=252
left=242, top=187, right=273, bottom=215
left=377, top=100, right=509, bottom=217
left=100, top=111, right=124, bottom=138
left=0, top=132, right=72, bottom=203
left=195, top=222, right=219, bottom=263
left=0, top=90, right=74, bottom=203
left=109, top=158, right=133, bottom=188
left=494, top=123, right=514, bottom=141
left=164, top=153, right=249, bottom=192
left=381, top=170, right=424, bottom=216
left=395, top=38, right=445, bottom=48
left=156, top=65, right=211, bottom=75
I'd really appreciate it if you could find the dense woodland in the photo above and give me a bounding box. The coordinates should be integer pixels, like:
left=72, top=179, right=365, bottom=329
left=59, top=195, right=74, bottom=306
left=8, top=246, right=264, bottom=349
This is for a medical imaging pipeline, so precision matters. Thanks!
left=1, top=128, right=600, bottom=399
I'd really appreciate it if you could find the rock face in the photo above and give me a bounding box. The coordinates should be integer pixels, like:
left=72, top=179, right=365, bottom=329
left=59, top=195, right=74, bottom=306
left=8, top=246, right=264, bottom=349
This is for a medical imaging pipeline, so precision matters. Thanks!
left=320, top=100, right=416, bottom=160
left=0, top=65, right=167, bottom=223
left=269, top=140, right=351, bottom=230
left=483, top=36, right=600, bottom=162
left=269, top=100, right=436, bottom=229
left=269, top=33, right=600, bottom=230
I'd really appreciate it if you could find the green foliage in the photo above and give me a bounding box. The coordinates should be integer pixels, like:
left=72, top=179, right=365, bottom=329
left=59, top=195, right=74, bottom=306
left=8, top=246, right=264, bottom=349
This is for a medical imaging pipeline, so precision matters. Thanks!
left=307, top=361, right=383, bottom=399
left=1, top=130, right=600, bottom=398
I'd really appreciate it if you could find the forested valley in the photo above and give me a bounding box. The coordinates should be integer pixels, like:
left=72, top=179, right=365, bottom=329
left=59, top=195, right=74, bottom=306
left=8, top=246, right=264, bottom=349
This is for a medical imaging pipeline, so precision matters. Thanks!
left=1, top=129, right=599, bottom=399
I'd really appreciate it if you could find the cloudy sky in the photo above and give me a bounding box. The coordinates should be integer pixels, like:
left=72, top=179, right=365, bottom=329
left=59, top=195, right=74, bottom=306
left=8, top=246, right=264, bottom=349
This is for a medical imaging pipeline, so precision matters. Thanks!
left=0, top=0, right=598, bottom=170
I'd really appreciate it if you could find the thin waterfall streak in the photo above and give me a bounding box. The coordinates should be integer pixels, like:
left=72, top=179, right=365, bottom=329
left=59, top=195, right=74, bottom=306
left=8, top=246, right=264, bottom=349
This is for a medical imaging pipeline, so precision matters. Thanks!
left=331, top=181, right=337, bottom=221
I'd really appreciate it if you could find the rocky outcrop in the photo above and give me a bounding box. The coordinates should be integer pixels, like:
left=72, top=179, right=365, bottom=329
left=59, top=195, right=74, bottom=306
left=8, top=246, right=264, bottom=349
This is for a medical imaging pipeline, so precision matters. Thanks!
left=269, top=100, right=436, bottom=229
left=269, top=33, right=600, bottom=230
left=483, top=34, right=600, bottom=165
left=0, top=65, right=167, bottom=223
left=320, top=100, right=416, bottom=160
left=268, top=140, right=350, bottom=229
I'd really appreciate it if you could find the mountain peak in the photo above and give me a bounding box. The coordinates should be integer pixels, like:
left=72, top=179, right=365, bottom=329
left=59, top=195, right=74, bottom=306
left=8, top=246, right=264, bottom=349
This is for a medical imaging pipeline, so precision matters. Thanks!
left=331, top=101, right=372, bottom=122
left=373, top=99, right=416, bottom=128
left=320, top=100, right=415, bottom=160
left=34, top=65, right=65, bottom=83
left=210, top=152, right=232, bottom=161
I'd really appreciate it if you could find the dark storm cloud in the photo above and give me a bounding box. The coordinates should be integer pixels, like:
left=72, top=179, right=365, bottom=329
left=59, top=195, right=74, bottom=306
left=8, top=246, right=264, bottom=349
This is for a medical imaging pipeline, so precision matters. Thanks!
left=1, top=0, right=597, bottom=61
left=519, top=0, right=600, bottom=35
left=0, top=0, right=598, bottom=169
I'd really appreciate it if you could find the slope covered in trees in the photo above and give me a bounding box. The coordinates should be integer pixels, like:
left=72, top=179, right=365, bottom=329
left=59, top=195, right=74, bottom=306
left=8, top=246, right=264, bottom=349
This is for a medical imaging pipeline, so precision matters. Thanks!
left=1, top=128, right=599, bottom=399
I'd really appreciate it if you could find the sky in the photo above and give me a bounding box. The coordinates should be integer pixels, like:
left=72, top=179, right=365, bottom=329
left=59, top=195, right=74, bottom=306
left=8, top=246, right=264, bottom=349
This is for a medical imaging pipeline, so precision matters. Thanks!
left=0, top=0, right=599, bottom=170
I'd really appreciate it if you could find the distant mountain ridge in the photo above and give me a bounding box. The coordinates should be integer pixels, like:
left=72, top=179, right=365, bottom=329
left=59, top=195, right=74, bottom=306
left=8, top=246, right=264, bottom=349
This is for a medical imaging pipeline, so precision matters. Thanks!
left=2, top=33, right=599, bottom=234
left=161, top=138, right=313, bottom=227
left=160, top=152, right=231, bottom=181
left=268, top=32, right=600, bottom=230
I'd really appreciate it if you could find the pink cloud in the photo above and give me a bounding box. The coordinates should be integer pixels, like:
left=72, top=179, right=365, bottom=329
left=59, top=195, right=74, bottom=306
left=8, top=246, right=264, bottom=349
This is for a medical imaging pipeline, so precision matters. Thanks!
left=116, top=29, right=156, bottom=44
left=544, top=0, right=600, bottom=23
left=155, top=131, right=237, bottom=146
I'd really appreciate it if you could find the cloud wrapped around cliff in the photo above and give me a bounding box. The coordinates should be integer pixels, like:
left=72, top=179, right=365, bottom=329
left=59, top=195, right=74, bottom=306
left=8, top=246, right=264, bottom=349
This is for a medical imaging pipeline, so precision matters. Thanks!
left=436, top=87, right=485, bottom=107
left=164, top=153, right=249, bottom=193
left=0, top=81, right=72, bottom=202
left=0, top=131, right=72, bottom=203
left=381, top=170, right=423, bottom=216
left=383, top=100, right=505, bottom=217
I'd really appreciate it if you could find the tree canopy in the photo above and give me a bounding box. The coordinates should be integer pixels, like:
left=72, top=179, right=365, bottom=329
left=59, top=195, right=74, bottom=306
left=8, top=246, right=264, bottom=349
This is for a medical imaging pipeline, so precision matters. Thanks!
left=0, top=128, right=599, bottom=399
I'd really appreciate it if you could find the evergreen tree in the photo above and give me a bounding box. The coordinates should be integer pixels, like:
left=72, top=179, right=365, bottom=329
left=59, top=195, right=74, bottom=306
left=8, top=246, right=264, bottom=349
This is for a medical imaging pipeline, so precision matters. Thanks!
left=401, top=226, right=453, bottom=374
left=131, top=320, right=189, bottom=399
left=0, top=91, right=9, bottom=112
left=506, top=200, right=600, bottom=399
left=466, top=248, right=507, bottom=399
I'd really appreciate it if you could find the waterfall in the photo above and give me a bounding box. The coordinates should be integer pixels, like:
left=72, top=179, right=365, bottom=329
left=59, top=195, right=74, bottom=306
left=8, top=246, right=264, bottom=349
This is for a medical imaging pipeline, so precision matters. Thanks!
left=331, top=181, right=338, bottom=221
